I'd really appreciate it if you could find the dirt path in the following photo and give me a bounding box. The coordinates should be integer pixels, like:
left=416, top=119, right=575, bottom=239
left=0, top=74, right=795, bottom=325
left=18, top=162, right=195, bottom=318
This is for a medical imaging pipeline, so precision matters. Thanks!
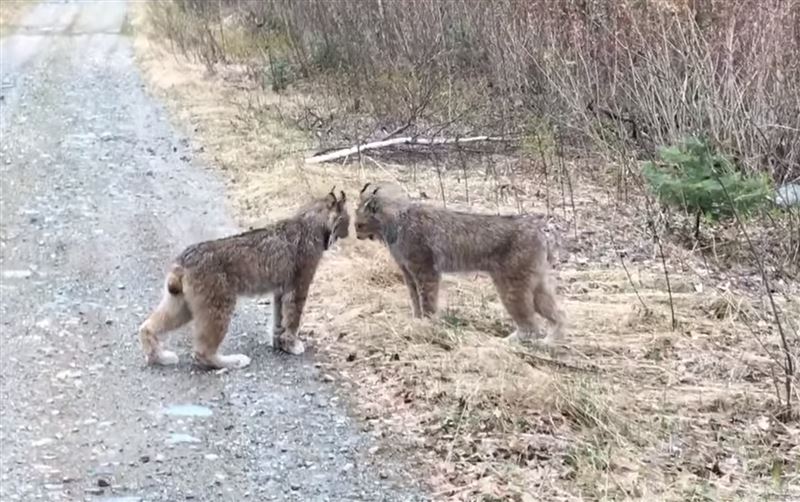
left=0, top=2, right=426, bottom=501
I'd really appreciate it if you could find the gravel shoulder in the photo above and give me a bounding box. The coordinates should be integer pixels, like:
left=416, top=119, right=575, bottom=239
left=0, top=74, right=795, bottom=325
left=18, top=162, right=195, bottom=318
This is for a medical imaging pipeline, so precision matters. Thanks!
left=0, top=2, right=426, bottom=501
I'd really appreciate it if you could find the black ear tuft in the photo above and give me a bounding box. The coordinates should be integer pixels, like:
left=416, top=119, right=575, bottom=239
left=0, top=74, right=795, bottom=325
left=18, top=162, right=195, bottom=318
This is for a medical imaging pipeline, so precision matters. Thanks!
left=372, top=187, right=380, bottom=196
left=360, top=182, right=371, bottom=194
left=339, top=190, right=346, bottom=204
left=326, top=189, right=337, bottom=208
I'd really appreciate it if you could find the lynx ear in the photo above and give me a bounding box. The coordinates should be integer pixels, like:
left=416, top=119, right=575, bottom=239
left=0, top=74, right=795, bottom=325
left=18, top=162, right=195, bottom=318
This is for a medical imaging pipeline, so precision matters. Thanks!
left=339, top=190, right=347, bottom=205
left=326, top=187, right=337, bottom=208
left=360, top=182, right=371, bottom=195
left=366, top=197, right=380, bottom=213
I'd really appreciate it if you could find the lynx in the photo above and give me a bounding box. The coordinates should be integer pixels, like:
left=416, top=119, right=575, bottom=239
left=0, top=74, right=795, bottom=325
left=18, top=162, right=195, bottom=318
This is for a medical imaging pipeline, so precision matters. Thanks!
left=355, top=184, right=565, bottom=343
left=138, top=189, right=350, bottom=369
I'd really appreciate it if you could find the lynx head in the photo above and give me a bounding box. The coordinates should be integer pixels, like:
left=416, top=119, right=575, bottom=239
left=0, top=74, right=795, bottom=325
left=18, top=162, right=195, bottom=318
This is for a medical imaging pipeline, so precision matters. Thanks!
left=355, top=183, right=388, bottom=241
left=357, top=181, right=407, bottom=203
left=323, top=187, right=349, bottom=248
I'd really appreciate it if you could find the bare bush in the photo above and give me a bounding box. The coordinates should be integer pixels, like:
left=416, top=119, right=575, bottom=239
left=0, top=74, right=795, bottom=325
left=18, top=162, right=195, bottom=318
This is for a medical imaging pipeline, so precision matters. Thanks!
left=152, top=1, right=800, bottom=179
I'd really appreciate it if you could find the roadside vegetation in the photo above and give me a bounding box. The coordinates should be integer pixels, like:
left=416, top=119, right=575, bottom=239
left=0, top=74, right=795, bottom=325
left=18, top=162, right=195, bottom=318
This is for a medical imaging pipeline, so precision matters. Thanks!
left=133, top=1, right=799, bottom=500
left=0, top=0, right=34, bottom=36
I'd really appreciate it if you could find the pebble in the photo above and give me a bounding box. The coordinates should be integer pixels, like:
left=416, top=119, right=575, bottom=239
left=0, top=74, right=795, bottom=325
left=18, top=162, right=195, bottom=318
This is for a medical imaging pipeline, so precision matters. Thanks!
left=2, top=269, right=32, bottom=279
left=55, top=369, right=82, bottom=380
left=35, top=319, right=52, bottom=330
left=31, top=438, right=55, bottom=447
left=166, top=433, right=201, bottom=445
left=163, top=404, right=213, bottom=418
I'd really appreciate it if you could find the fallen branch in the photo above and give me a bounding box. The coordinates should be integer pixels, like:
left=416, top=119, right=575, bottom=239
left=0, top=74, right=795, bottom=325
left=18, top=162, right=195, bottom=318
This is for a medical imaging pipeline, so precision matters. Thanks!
left=305, top=135, right=509, bottom=164
left=310, top=121, right=412, bottom=158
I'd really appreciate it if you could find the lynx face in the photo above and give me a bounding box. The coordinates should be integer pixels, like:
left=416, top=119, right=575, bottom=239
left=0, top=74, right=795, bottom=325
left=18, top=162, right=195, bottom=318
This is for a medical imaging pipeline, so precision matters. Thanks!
left=354, top=192, right=383, bottom=240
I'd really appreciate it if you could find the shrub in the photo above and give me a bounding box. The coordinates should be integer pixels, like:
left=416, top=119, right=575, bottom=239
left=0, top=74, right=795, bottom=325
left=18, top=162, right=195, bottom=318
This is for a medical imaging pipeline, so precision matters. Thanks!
left=143, top=1, right=800, bottom=181
left=643, top=137, right=772, bottom=239
left=267, top=56, right=292, bottom=92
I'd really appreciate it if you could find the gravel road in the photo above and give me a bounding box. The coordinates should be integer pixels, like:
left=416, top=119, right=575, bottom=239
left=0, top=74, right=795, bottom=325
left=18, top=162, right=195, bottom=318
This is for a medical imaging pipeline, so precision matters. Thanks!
left=0, top=2, right=426, bottom=501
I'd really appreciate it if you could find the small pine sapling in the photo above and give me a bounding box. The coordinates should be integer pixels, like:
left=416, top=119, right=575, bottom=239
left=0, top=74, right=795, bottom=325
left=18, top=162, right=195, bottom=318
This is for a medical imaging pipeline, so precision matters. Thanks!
left=642, top=137, right=771, bottom=240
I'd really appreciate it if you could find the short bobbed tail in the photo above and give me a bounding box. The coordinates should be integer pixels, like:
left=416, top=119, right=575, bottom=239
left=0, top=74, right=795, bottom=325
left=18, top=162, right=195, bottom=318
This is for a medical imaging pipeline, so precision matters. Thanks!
left=166, top=265, right=184, bottom=295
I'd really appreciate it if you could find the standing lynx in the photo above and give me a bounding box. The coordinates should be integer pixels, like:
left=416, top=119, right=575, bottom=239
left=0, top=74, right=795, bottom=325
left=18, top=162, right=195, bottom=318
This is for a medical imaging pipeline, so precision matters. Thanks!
left=138, top=189, right=350, bottom=369
left=355, top=183, right=566, bottom=343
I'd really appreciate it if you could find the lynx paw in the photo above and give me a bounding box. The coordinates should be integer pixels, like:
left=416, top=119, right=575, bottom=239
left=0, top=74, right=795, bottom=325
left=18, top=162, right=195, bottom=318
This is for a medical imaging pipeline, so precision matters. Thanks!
left=504, top=329, right=536, bottom=343
left=220, top=353, right=252, bottom=369
left=193, top=352, right=252, bottom=369
left=280, top=338, right=305, bottom=356
left=147, top=350, right=179, bottom=366
left=542, top=332, right=565, bottom=346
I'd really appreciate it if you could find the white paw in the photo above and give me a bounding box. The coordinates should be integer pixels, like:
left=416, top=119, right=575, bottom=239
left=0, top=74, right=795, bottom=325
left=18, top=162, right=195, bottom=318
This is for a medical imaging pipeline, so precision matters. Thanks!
left=149, top=350, right=179, bottom=366
left=282, top=339, right=305, bottom=355
left=505, top=329, right=539, bottom=343
left=542, top=333, right=565, bottom=346
left=226, top=354, right=252, bottom=369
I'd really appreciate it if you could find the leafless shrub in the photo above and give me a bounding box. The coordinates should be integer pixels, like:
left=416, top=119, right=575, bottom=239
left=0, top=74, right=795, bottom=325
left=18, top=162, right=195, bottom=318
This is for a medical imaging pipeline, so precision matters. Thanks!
left=145, top=1, right=799, bottom=176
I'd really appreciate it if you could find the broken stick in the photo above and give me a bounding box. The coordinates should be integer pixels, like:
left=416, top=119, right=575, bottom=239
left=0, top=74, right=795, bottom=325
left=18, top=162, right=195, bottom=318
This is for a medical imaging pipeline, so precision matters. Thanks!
left=305, top=135, right=508, bottom=164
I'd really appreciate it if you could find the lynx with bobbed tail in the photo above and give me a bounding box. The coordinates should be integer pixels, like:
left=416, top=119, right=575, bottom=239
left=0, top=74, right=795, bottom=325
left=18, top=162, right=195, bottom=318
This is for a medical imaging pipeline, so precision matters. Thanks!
left=138, top=189, right=350, bottom=369
left=355, top=183, right=566, bottom=343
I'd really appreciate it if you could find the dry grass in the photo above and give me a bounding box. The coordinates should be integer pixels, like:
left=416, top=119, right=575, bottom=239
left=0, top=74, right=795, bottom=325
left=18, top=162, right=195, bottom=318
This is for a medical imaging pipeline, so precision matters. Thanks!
left=132, top=5, right=800, bottom=501
left=0, top=0, right=34, bottom=36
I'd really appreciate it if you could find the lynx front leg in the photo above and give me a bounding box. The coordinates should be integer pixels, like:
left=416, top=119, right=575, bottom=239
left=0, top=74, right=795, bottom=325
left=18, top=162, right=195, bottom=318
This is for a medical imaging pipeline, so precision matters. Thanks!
left=278, top=272, right=314, bottom=355
left=412, top=268, right=441, bottom=318
left=399, top=265, right=422, bottom=318
left=270, top=291, right=283, bottom=345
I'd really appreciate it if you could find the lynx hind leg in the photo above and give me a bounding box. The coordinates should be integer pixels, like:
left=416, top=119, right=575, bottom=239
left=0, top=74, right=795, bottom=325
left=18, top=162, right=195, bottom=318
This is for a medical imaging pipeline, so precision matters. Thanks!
left=492, top=274, right=539, bottom=342
left=534, top=274, right=567, bottom=345
left=139, top=290, right=191, bottom=366
left=191, top=294, right=251, bottom=369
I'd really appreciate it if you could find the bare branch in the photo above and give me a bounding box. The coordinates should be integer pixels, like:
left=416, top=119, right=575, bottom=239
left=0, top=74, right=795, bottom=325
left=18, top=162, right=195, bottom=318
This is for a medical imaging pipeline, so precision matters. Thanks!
left=305, top=136, right=511, bottom=164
